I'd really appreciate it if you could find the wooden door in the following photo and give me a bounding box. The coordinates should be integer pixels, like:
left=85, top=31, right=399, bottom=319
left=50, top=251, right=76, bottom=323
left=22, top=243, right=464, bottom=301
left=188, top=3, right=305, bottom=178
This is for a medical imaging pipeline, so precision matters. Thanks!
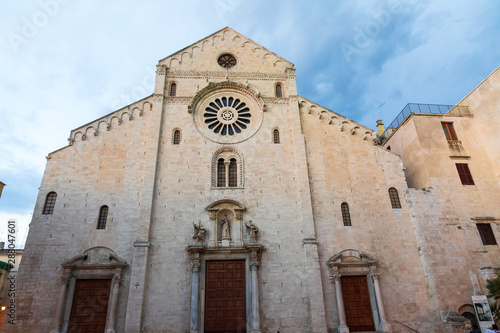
left=68, top=279, right=112, bottom=333
left=341, top=275, right=375, bottom=332
left=205, top=260, right=246, bottom=333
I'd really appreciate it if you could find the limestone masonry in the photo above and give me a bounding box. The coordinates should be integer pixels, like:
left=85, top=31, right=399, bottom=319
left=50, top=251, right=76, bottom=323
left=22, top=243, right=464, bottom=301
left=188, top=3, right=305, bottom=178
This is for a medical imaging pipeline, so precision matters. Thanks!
left=7, top=27, right=500, bottom=333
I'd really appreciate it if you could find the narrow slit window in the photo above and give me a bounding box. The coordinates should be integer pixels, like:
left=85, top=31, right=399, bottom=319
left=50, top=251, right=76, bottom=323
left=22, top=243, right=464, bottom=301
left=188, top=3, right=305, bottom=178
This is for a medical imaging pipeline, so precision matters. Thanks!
left=456, top=163, right=474, bottom=185
left=97, top=205, right=108, bottom=230
left=173, top=130, right=181, bottom=145
left=217, top=158, right=225, bottom=187
left=228, top=158, right=237, bottom=187
left=477, top=224, right=497, bottom=245
left=275, top=83, right=282, bottom=98
left=43, top=192, right=57, bottom=215
left=170, top=83, right=177, bottom=97
left=341, top=202, right=351, bottom=226
left=388, top=187, right=401, bottom=209
left=273, top=129, right=280, bottom=144
left=442, top=122, right=458, bottom=141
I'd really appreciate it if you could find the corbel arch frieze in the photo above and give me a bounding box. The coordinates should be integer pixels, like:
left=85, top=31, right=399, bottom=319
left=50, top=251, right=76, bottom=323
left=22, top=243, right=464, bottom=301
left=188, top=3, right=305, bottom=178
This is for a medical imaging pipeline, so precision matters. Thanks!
left=97, top=120, right=110, bottom=132
left=68, top=98, right=153, bottom=143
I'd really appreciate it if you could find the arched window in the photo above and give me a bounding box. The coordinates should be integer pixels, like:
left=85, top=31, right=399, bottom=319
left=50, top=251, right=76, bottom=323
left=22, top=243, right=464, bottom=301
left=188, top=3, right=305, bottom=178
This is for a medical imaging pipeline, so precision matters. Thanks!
left=212, top=148, right=243, bottom=188
left=341, top=202, right=351, bottom=226
left=273, top=129, right=280, bottom=144
left=172, top=129, right=181, bottom=145
left=228, top=158, right=237, bottom=187
left=170, top=83, right=177, bottom=97
left=97, top=205, right=109, bottom=229
left=43, top=192, right=57, bottom=215
left=275, top=83, right=282, bottom=98
left=217, top=158, right=225, bottom=187
left=388, top=187, right=401, bottom=209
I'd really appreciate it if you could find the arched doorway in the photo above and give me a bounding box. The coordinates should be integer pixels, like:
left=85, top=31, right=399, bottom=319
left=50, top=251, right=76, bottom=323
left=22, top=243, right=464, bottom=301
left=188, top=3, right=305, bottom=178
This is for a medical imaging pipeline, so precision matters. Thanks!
left=327, top=249, right=392, bottom=333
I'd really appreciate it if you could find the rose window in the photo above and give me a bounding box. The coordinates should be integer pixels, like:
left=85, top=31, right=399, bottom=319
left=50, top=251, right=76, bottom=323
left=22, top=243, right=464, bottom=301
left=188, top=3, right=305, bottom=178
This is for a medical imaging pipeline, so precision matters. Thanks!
left=218, top=54, right=237, bottom=68
left=204, top=97, right=251, bottom=136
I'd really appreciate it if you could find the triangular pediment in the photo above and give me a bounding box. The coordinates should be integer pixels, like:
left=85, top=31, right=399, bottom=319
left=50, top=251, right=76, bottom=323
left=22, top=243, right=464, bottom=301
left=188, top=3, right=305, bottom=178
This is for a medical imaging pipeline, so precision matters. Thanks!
left=158, top=27, right=294, bottom=73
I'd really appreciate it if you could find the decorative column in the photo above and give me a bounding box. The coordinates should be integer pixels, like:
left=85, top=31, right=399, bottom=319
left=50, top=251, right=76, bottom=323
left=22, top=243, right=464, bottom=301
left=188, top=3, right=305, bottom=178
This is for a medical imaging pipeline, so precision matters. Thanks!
left=224, top=160, right=230, bottom=187
left=52, top=269, right=71, bottom=333
left=106, top=268, right=122, bottom=333
left=250, top=251, right=261, bottom=333
left=370, top=267, right=392, bottom=332
left=332, top=272, right=349, bottom=333
left=190, top=254, right=201, bottom=333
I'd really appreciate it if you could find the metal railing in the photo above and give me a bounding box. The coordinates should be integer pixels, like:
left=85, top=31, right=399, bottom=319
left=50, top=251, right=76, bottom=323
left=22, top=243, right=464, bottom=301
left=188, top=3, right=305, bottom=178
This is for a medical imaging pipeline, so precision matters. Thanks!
left=382, top=103, right=471, bottom=140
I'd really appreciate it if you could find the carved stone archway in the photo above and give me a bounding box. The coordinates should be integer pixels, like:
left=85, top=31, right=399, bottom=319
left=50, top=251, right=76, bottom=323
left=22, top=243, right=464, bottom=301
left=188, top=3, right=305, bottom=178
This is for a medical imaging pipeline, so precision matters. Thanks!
left=52, top=247, right=127, bottom=333
left=327, top=249, right=391, bottom=333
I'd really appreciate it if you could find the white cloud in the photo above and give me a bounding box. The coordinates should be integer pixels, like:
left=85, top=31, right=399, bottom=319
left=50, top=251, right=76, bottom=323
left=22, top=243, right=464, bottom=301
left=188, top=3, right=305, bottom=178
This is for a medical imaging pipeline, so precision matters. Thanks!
left=0, top=212, right=31, bottom=249
left=0, top=0, right=499, bottom=240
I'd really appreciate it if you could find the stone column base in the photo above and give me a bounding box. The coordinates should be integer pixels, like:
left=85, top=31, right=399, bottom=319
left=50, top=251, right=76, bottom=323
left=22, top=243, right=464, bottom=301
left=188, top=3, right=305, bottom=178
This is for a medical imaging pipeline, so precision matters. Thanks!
left=190, top=330, right=198, bottom=333
left=105, top=330, right=116, bottom=333
left=338, top=324, right=349, bottom=333
left=378, top=321, right=392, bottom=332
left=251, top=330, right=261, bottom=333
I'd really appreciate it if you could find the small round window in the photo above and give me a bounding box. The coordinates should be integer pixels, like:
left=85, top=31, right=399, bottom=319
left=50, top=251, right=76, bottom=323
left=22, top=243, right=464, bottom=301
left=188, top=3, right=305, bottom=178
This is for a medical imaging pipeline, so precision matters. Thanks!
left=218, top=54, right=237, bottom=68
left=204, top=97, right=251, bottom=136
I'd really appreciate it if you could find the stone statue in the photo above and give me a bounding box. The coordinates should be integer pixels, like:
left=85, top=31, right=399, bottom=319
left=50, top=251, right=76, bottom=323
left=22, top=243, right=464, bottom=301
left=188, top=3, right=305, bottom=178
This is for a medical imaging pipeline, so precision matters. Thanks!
left=192, top=221, right=206, bottom=244
left=221, top=215, right=231, bottom=240
left=244, top=220, right=259, bottom=242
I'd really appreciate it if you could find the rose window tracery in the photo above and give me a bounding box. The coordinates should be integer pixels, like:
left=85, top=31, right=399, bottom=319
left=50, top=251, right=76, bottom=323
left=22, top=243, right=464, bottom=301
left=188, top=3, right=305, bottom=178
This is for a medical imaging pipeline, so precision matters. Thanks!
left=218, top=54, right=237, bottom=68
left=204, top=97, right=251, bottom=136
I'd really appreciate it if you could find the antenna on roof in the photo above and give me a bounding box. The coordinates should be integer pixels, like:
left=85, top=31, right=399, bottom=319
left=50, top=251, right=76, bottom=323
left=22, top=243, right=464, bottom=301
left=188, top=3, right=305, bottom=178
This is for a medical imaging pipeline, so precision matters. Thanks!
left=378, top=102, right=385, bottom=116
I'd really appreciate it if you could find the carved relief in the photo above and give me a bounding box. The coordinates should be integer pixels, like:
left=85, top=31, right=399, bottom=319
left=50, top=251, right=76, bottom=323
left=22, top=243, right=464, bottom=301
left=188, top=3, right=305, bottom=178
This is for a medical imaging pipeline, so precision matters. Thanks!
left=192, top=221, right=207, bottom=244
left=244, top=220, right=259, bottom=243
left=167, top=70, right=289, bottom=79
left=165, top=97, right=191, bottom=105
left=262, top=97, right=290, bottom=106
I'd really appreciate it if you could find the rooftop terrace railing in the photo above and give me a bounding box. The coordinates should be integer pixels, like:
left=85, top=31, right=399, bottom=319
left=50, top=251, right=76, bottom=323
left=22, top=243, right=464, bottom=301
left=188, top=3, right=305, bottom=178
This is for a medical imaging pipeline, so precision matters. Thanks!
left=382, top=103, right=471, bottom=140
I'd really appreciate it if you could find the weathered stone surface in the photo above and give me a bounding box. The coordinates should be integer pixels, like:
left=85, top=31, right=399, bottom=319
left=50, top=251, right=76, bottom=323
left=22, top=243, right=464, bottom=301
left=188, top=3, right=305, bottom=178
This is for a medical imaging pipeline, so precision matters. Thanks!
left=8, top=27, right=499, bottom=333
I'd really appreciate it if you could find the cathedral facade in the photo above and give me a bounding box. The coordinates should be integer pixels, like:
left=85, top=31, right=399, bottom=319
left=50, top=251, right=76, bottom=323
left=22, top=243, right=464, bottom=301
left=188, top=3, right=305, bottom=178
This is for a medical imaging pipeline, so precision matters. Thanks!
left=7, top=28, right=500, bottom=333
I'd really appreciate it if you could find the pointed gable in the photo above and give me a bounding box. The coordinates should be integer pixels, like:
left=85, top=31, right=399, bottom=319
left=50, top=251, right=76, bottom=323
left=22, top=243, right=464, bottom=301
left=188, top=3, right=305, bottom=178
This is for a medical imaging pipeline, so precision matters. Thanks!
left=158, top=27, right=294, bottom=73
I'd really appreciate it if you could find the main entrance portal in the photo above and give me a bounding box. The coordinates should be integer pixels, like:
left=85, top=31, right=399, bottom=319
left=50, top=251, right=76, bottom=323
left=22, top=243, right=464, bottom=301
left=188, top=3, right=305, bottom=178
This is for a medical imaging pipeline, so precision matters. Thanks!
left=341, top=275, right=375, bottom=332
left=204, top=260, right=246, bottom=333
left=68, top=279, right=112, bottom=333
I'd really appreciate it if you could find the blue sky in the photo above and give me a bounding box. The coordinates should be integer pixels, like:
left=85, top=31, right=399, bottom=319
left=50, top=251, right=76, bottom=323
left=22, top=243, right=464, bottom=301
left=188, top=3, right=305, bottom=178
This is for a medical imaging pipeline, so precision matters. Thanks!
left=1, top=0, right=499, bottom=247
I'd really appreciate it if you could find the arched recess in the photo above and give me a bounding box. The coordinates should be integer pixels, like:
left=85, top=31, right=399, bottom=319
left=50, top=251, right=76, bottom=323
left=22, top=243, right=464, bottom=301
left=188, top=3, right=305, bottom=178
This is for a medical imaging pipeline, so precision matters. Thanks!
left=211, top=147, right=244, bottom=188
left=458, top=304, right=478, bottom=327
left=326, top=249, right=392, bottom=333
left=206, top=199, right=246, bottom=248
left=52, top=247, right=127, bottom=333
